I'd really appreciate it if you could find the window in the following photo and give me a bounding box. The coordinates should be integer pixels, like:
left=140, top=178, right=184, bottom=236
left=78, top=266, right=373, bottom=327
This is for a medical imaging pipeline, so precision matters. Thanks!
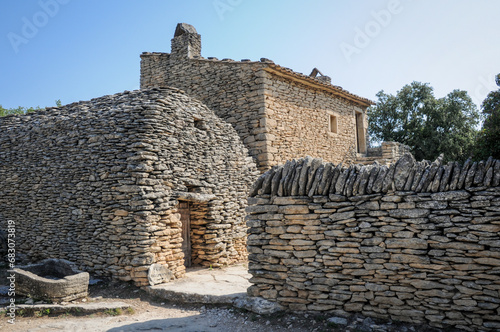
left=193, top=117, right=207, bottom=131
left=329, top=114, right=338, bottom=134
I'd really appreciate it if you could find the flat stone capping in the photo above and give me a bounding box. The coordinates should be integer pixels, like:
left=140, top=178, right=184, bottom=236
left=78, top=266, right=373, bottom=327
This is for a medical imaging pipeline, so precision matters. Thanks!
left=10, top=259, right=89, bottom=302
left=173, top=192, right=216, bottom=202
left=250, top=154, right=500, bottom=197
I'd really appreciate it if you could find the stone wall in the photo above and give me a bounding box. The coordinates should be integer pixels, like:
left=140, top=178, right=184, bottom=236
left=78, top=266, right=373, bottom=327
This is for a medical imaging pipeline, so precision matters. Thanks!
left=247, top=155, right=500, bottom=331
left=0, top=87, right=258, bottom=286
left=141, top=52, right=269, bottom=170
left=359, top=142, right=412, bottom=165
left=140, top=23, right=372, bottom=171
left=262, top=71, right=368, bottom=167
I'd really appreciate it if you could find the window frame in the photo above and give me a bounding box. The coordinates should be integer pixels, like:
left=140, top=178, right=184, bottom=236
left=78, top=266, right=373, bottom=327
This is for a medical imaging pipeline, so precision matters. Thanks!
left=327, top=111, right=339, bottom=135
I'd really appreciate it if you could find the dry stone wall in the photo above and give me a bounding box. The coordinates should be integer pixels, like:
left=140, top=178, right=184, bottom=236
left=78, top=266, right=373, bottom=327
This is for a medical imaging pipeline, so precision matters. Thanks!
left=263, top=72, right=367, bottom=167
left=361, top=142, right=412, bottom=166
left=140, top=24, right=372, bottom=171
left=141, top=52, right=270, bottom=170
left=247, top=154, right=500, bottom=331
left=0, top=87, right=258, bottom=286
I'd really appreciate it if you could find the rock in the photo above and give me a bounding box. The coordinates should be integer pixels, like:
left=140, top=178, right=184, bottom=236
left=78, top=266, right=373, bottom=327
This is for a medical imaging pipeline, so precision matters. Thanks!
left=371, top=165, right=388, bottom=193
left=298, top=156, right=313, bottom=196
left=439, top=162, right=454, bottom=192
left=271, top=167, right=283, bottom=196
left=381, top=163, right=396, bottom=193
left=327, top=316, right=348, bottom=326
left=464, top=161, right=478, bottom=188
left=357, top=165, right=372, bottom=195
left=306, top=158, right=323, bottom=195
left=290, top=163, right=303, bottom=196
left=484, top=164, right=494, bottom=186
left=386, top=238, right=428, bottom=249
left=417, top=162, right=440, bottom=193
left=429, top=166, right=444, bottom=192
left=430, top=190, right=470, bottom=201
left=493, top=160, right=500, bottom=186
left=287, top=160, right=300, bottom=196
left=317, top=163, right=334, bottom=195
left=365, top=163, right=380, bottom=194
left=174, top=23, right=198, bottom=36
left=394, top=153, right=415, bottom=191
left=259, top=167, right=276, bottom=195
left=352, top=166, right=367, bottom=196
left=335, top=168, right=350, bottom=194
left=278, top=205, right=309, bottom=214
left=448, top=161, right=461, bottom=190
left=410, top=161, right=426, bottom=191
left=344, top=166, right=360, bottom=196
left=388, top=209, right=430, bottom=218
left=278, top=160, right=294, bottom=196
left=308, top=164, right=325, bottom=196
left=457, top=158, right=472, bottom=189
left=148, top=264, right=173, bottom=286
left=473, top=160, right=485, bottom=185
left=328, top=164, right=343, bottom=195
left=233, top=297, right=283, bottom=315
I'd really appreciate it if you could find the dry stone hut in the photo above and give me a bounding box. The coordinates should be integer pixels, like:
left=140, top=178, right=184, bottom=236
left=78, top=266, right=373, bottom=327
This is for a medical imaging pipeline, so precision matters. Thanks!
left=141, top=23, right=376, bottom=171
left=0, top=88, right=258, bottom=286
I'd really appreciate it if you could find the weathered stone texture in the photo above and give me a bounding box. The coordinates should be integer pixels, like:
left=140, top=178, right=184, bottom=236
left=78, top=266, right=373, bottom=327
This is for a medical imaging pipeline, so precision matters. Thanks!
left=248, top=156, right=500, bottom=331
left=0, top=87, right=258, bottom=286
left=140, top=23, right=372, bottom=171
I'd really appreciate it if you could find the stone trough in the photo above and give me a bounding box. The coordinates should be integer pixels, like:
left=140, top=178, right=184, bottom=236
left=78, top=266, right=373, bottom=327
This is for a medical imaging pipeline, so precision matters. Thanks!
left=10, top=259, right=89, bottom=302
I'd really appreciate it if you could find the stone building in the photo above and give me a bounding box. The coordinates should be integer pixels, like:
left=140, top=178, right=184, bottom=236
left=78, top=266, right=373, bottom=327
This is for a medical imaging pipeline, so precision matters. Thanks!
left=0, top=88, right=258, bottom=286
left=140, top=23, right=375, bottom=171
left=0, top=23, right=398, bottom=287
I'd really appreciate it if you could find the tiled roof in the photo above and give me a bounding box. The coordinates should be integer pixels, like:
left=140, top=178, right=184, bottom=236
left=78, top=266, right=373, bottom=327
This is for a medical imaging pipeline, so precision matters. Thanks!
left=140, top=52, right=375, bottom=107
left=264, top=63, right=375, bottom=107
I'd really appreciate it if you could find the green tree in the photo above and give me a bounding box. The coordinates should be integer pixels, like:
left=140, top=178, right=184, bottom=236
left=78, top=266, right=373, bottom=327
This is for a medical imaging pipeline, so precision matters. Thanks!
left=0, top=105, right=34, bottom=117
left=368, top=81, right=480, bottom=162
left=0, top=100, right=61, bottom=117
left=475, top=74, right=500, bottom=159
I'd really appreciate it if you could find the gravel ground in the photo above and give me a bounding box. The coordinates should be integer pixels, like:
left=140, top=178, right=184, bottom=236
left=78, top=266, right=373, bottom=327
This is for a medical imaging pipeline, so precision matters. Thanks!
left=0, top=300, right=449, bottom=332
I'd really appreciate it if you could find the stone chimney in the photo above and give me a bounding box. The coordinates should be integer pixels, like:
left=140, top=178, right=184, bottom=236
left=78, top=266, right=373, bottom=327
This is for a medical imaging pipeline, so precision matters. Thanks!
left=171, top=23, right=201, bottom=59
left=309, top=67, right=332, bottom=84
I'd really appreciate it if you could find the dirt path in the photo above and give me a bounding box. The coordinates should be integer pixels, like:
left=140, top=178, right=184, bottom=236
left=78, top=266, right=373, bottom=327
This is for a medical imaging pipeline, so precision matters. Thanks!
left=1, top=299, right=339, bottom=332
left=0, top=278, right=337, bottom=332
left=0, top=267, right=447, bottom=332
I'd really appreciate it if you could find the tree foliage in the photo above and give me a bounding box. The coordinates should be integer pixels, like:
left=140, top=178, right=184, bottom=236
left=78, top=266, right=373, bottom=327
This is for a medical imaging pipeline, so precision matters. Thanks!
left=368, top=82, right=480, bottom=162
left=0, top=100, right=61, bottom=117
left=475, top=74, right=500, bottom=159
left=0, top=105, right=41, bottom=117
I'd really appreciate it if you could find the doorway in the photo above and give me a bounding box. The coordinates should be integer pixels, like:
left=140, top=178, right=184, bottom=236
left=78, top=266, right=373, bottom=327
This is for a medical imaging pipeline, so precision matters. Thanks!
left=355, top=111, right=366, bottom=154
left=178, top=201, right=192, bottom=267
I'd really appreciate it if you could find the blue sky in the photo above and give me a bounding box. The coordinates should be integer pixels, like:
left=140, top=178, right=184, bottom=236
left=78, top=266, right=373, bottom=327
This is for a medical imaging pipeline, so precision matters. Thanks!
left=0, top=0, right=499, bottom=110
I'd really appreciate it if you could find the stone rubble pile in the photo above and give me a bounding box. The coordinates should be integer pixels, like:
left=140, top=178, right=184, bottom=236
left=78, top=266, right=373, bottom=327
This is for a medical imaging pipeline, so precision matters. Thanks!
left=247, top=155, right=500, bottom=331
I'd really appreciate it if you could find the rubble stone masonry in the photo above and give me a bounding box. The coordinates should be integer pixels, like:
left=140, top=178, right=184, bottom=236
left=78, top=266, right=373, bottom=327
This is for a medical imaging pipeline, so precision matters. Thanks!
left=247, top=154, right=500, bottom=331
left=0, top=88, right=258, bottom=286
left=140, top=23, right=373, bottom=171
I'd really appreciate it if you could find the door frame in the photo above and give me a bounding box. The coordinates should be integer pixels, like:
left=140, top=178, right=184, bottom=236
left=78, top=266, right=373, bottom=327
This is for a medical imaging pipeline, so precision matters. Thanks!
left=178, top=201, right=192, bottom=268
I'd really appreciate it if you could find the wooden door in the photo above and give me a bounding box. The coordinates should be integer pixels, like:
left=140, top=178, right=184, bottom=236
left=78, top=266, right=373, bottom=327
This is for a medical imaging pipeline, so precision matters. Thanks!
left=355, top=112, right=366, bottom=154
left=178, top=201, right=192, bottom=267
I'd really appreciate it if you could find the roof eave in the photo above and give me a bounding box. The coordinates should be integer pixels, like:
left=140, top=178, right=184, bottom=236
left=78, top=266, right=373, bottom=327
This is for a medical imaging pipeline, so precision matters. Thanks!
left=263, top=66, right=375, bottom=108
